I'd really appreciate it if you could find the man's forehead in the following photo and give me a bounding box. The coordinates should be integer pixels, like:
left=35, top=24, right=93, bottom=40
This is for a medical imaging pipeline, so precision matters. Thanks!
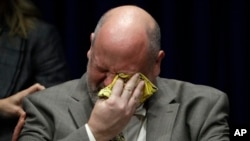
left=94, top=29, right=148, bottom=58
left=91, top=48, right=145, bottom=72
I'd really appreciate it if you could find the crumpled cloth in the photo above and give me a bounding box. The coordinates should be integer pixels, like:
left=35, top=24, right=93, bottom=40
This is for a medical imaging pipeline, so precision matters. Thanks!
left=98, top=73, right=158, bottom=103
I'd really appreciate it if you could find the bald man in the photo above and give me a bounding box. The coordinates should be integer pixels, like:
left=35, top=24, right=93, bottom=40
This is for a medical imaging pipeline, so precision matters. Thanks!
left=18, top=5, right=229, bottom=141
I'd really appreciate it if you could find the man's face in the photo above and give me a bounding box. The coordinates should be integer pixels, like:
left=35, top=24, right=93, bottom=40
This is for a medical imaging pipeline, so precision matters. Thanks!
left=86, top=32, right=153, bottom=102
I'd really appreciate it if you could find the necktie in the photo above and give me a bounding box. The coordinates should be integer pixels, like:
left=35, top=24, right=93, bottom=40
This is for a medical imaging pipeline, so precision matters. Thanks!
left=110, top=132, right=125, bottom=141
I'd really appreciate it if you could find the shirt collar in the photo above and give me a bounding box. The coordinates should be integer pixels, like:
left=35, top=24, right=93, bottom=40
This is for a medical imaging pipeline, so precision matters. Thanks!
left=135, top=104, right=146, bottom=117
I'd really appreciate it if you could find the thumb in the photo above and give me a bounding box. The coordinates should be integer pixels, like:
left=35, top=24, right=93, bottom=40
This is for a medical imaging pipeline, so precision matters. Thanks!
left=12, top=112, right=26, bottom=141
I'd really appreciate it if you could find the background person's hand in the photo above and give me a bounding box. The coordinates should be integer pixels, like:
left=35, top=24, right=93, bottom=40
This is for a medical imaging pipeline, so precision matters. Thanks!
left=0, top=83, right=45, bottom=141
left=0, top=83, right=45, bottom=118
left=12, top=112, right=26, bottom=141
left=88, top=73, right=144, bottom=141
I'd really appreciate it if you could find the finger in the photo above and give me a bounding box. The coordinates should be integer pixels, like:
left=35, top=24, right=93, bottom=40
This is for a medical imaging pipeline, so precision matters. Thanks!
left=121, top=73, right=140, bottom=100
left=27, top=83, right=46, bottom=92
left=128, top=81, right=144, bottom=108
left=12, top=112, right=26, bottom=141
left=17, top=83, right=45, bottom=98
left=110, top=79, right=124, bottom=97
left=17, top=108, right=26, bottom=117
left=34, top=83, right=46, bottom=91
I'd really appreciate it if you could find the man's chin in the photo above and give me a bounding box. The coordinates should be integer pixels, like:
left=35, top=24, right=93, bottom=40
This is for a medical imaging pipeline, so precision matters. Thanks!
left=87, top=87, right=101, bottom=103
left=87, top=83, right=103, bottom=103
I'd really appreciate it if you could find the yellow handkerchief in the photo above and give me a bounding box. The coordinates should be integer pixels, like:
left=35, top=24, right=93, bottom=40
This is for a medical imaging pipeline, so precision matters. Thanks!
left=98, top=73, right=158, bottom=103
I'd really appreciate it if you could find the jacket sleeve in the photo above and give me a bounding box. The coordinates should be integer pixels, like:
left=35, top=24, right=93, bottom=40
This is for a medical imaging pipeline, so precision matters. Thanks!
left=198, top=91, right=230, bottom=141
left=18, top=95, right=91, bottom=141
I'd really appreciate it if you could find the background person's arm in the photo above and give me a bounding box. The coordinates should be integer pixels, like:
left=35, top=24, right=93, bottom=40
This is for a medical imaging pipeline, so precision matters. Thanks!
left=0, top=83, right=45, bottom=118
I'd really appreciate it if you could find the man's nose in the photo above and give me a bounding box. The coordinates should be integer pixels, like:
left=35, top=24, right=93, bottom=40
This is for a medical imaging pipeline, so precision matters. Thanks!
left=103, top=73, right=116, bottom=86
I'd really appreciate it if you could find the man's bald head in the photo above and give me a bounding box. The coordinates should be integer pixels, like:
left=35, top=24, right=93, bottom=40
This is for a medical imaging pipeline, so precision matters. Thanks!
left=87, top=5, right=165, bottom=89
left=94, top=5, right=156, bottom=33
left=92, top=5, right=161, bottom=62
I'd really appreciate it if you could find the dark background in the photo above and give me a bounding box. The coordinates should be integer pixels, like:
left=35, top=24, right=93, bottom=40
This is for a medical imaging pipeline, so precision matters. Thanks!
left=32, top=0, right=249, bottom=140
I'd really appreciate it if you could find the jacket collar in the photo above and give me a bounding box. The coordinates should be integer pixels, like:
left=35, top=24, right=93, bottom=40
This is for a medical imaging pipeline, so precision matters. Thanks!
left=68, top=74, right=94, bottom=128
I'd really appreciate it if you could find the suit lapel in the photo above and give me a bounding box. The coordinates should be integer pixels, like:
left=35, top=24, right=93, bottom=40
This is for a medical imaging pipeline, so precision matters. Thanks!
left=146, top=78, right=180, bottom=141
left=68, top=75, right=94, bottom=128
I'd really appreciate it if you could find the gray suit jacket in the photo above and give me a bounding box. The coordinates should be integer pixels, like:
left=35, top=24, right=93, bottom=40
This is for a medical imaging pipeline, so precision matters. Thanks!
left=18, top=74, right=229, bottom=141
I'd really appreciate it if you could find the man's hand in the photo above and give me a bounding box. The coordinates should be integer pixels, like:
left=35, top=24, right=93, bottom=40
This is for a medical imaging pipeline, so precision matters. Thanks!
left=0, top=83, right=45, bottom=118
left=88, top=73, right=144, bottom=141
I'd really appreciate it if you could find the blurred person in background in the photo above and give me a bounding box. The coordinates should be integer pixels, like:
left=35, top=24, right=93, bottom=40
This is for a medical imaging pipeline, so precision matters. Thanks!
left=0, top=0, right=69, bottom=140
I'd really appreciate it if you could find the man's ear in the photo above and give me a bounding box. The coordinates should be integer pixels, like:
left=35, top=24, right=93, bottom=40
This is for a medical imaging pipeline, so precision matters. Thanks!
left=90, top=32, right=95, bottom=43
left=153, top=50, right=165, bottom=76
left=87, top=49, right=91, bottom=59
left=87, top=33, right=95, bottom=59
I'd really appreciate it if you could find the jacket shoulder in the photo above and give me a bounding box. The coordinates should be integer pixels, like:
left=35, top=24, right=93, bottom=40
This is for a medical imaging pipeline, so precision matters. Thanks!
left=157, top=77, right=228, bottom=103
